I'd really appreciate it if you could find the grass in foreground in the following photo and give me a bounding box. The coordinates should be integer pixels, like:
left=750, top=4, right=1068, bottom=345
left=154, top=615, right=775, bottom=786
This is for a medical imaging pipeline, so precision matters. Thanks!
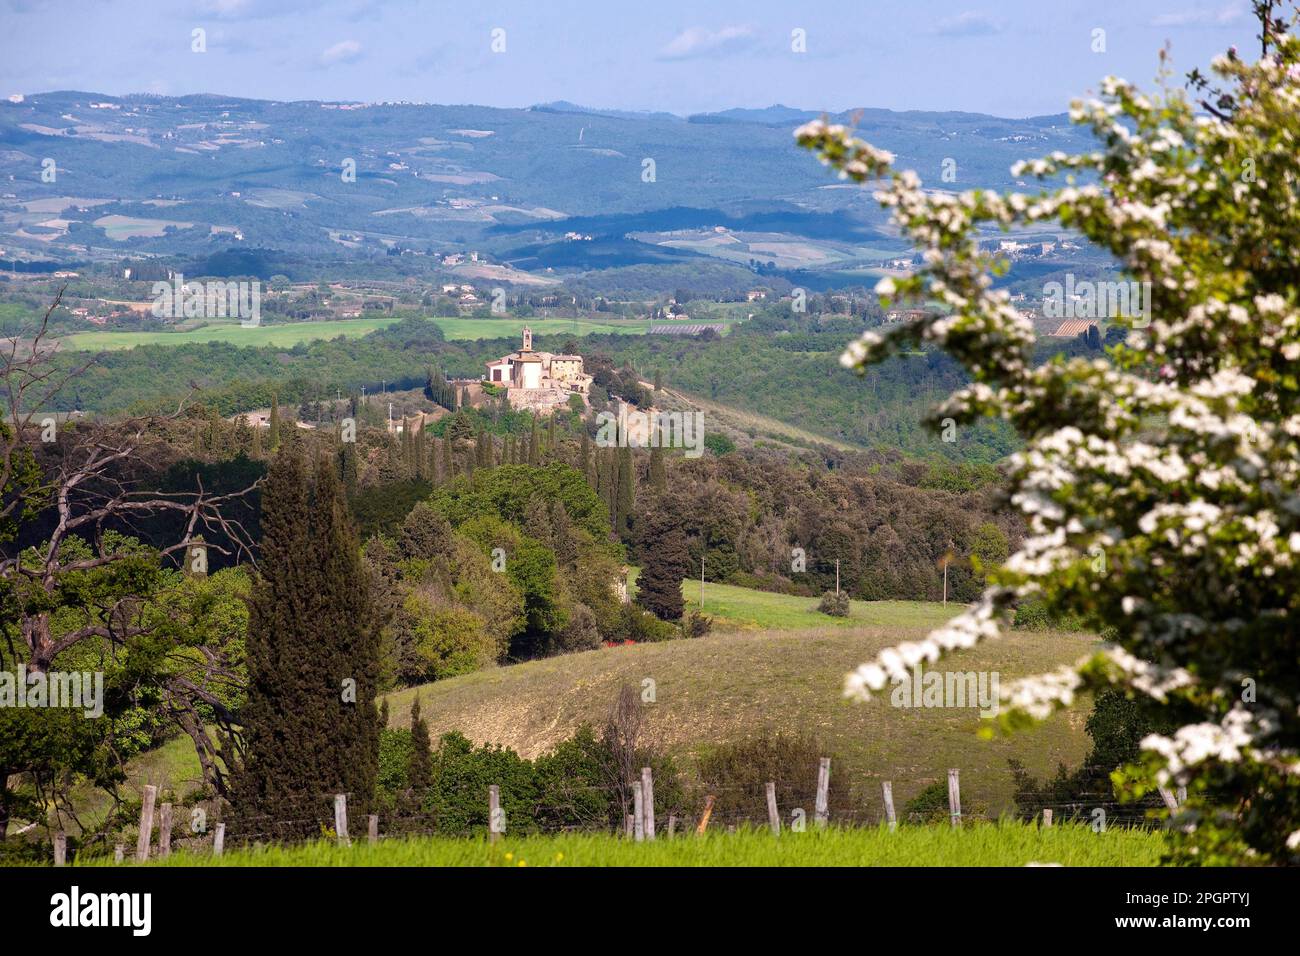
left=93, top=823, right=1166, bottom=867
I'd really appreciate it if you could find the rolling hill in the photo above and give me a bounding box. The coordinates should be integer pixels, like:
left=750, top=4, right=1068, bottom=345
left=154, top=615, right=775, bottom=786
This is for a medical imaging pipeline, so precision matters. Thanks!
left=383, top=589, right=1096, bottom=817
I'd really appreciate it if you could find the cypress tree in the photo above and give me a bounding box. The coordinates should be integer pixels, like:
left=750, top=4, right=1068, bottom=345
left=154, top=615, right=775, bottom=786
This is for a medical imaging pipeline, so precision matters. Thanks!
left=268, top=392, right=281, bottom=452
left=654, top=368, right=663, bottom=392
left=231, top=447, right=322, bottom=835
left=414, top=426, right=427, bottom=480
left=616, top=446, right=635, bottom=537
left=310, top=453, right=381, bottom=816
left=547, top=412, right=557, bottom=456
left=528, top=415, right=541, bottom=465
left=638, top=509, right=688, bottom=621
left=342, top=440, right=359, bottom=496
left=232, top=448, right=382, bottom=837
left=407, top=695, right=432, bottom=796
left=551, top=501, right=577, bottom=569
left=649, top=444, right=666, bottom=489
left=581, top=432, right=595, bottom=487
left=251, top=418, right=264, bottom=459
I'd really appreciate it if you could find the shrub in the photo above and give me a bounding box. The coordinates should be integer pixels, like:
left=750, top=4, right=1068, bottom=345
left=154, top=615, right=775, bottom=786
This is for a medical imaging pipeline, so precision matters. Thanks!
left=552, top=601, right=602, bottom=654
left=613, top=604, right=678, bottom=643
left=817, top=590, right=850, bottom=617
left=682, top=611, right=713, bottom=639
left=696, top=731, right=851, bottom=828
left=902, top=782, right=950, bottom=824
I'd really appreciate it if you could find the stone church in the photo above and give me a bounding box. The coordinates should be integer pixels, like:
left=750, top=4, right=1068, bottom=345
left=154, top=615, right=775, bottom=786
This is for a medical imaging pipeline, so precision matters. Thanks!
left=484, top=326, right=591, bottom=411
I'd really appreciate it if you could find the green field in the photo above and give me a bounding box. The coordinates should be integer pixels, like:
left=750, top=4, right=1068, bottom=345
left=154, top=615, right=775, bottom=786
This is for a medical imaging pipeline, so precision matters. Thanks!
left=633, top=572, right=955, bottom=631
left=83, top=824, right=1165, bottom=867
left=60, top=315, right=659, bottom=352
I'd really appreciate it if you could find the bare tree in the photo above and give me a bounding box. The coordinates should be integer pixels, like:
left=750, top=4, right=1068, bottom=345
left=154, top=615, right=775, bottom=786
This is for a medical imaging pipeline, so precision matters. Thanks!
left=601, top=682, right=644, bottom=823
left=1, top=292, right=259, bottom=802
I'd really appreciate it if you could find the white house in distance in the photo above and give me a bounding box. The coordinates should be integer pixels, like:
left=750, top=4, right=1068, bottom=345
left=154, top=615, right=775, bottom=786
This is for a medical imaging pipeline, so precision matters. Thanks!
left=484, top=326, right=590, bottom=412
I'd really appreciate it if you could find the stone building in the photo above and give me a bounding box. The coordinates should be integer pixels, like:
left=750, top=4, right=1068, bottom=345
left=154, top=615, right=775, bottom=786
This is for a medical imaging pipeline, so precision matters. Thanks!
left=484, top=326, right=592, bottom=412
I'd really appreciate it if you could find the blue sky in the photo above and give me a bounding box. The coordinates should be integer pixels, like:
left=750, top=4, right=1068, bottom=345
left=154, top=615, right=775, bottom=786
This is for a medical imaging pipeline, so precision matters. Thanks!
left=0, top=0, right=1263, bottom=116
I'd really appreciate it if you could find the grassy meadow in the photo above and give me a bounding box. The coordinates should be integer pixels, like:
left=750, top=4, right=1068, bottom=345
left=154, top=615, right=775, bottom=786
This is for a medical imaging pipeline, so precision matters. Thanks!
left=385, top=587, right=1097, bottom=815
left=85, top=824, right=1164, bottom=867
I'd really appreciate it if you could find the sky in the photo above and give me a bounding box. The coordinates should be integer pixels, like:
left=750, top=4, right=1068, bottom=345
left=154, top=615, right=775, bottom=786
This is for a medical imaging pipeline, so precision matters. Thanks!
left=0, top=0, right=1265, bottom=117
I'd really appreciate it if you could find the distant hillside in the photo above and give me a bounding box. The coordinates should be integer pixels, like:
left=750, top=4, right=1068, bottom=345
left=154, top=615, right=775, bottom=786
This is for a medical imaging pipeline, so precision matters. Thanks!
left=0, top=92, right=1095, bottom=265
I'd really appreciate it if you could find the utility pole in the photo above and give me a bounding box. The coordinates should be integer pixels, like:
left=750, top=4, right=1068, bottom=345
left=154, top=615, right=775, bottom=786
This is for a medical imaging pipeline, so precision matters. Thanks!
left=700, top=554, right=706, bottom=612
left=835, top=559, right=840, bottom=596
left=942, top=538, right=955, bottom=606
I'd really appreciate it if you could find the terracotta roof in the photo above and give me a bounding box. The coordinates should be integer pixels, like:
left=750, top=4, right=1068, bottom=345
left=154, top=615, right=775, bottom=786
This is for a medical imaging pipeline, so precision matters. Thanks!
left=1051, top=320, right=1098, bottom=337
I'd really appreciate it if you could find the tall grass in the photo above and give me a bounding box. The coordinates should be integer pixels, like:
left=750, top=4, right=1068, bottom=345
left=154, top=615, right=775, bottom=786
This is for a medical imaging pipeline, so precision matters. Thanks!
left=83, top=822, right=1165, bottom=867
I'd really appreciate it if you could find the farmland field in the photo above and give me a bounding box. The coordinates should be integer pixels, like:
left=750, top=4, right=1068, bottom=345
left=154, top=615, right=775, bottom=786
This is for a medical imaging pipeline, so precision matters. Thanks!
left=59, top=314, right=657, bottom=351
left=84, top=824, right=1166, bottom=867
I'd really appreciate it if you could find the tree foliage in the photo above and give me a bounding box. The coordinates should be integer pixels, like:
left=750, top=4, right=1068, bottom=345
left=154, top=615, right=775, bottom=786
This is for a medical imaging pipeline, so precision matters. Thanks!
left=806, top=9, right=1300, bottom=863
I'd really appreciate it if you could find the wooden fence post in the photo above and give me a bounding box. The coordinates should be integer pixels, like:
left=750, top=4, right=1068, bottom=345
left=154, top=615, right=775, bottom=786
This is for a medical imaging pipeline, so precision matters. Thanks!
left=765, top=782, right=781, bottom=835
left=368, top=814, right=379, bottom=845
left=334, top=793, right=350, bottom=847
left=624, top=814, right=634, bottom=838
left=881, top=781, right=897, bottom=831
left=947, top=769, right=962, bottom=827
left=114, top=843, right=125, bottom=863
left=1157, top=787, right=1180, bottom=811
left=213, top=823, right=225, bottom=857
left=158, top=803, right=173, bottom=858
left=136, top=784, right=157, bottom=862
left=641, top=767, right=656, bottom=841
left=696, top=795, right=716, bottom=835
left=814, top=757, right=831, bottom=827
left=488, top=785, right=502, bottom=843
left=632, top=781, right=645, bottom=842
left=1042, top=808, right=1053, bottom=828
left=53, top=831, right=66, bottom=867
left=667, top=814, right=677, bottom=838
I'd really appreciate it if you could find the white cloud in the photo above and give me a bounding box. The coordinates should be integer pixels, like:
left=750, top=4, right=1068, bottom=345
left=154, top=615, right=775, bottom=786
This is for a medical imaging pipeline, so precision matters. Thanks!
left=319, top=39, right=363, bottom=66
left=933, top=11, right=1002, bottom=37
left=658, top=25, right=756, bottom=61
left=1150, top=3, right=1248, bottom=27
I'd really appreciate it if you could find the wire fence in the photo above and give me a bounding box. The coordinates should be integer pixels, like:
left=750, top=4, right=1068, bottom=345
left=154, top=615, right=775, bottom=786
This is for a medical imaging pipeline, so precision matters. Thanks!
left=38, top=760, right=1182, bottom=864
